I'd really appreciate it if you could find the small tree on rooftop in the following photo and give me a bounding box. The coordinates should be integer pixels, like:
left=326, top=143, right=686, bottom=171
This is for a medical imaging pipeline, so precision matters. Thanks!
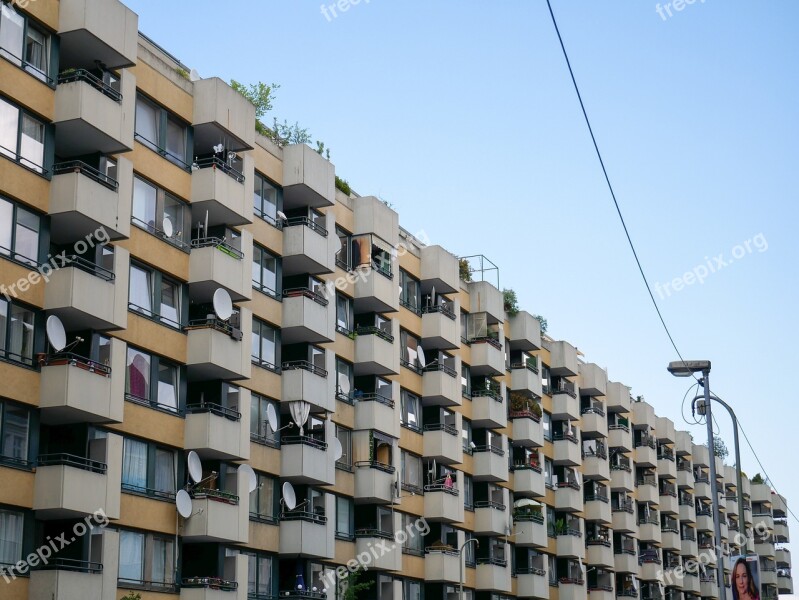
left=706, top=437, right=729, bottom=461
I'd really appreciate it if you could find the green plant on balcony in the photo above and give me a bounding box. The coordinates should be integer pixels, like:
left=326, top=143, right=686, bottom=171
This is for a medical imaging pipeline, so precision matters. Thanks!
left=341, top=567, right=374, bottom=599
left=532, top=314, right=548, bottom=334
left=59, top=67, right=77, bottom=77
left=555, top=518, right=567, bottom=535
left=336, top=176, right=352, bottom=196
left=120, top=593, right=142, bottom=600
left=316, top=140, right=331, bottom=160
left=751, top=473, right=764, bottom=484
left=459, top=258, right=472, bottom=282
left=176, top=67, right=189, bottom=80
left=503, top=288, right=519, bottom=317
left=429, top=539, right=454, bottom=551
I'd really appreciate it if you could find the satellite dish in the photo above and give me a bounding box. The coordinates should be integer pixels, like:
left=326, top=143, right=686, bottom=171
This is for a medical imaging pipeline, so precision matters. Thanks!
left=162, top=217, right=174, bottom=238
left=189, top=68, right=200, bottom=81
left=212, top=288, right=233, bottom=321
left=238, top=464, right=258, bottom=494
left=176, top=489, right=193, bottom=518
left=283, top=481, right=297, bottom=510
left=187, top=451, right=203, bottom=484
left=46, top=315, right=67, bottom=352
left=265, top=404, right=278, bottom=432
left=332, top=437, right=343, bottom=461
left=277, top=210, right=288, bottom=222
left=417, top=345, right=426, bottom=369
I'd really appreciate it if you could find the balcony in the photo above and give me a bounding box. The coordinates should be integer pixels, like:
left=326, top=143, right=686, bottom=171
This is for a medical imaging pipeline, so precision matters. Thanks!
left=514, top=466, right=546, bottom=498
left=661, top=527, right=682, bottom=551
left=424, top=550, right=461, bottom=583
left=511, top=413, right=544, bottom=447
left=548, top=340, right=579, bottom=376
left=282, top=214, right=335, bottom=275
left=659, top=488, right=679, bottom=515
left=193, top=77, right=256, bottom=153
left=468, top=280, right=505, bottom=323
left=552, top=383, right=580, bottom=419
left=775, top=519, right=790, bottom=542
left=354, top=393, right=400, bottom=439
left=507, top=311, right=542, bottom=351
left=658, top=454, right=677, bottom=480
left=608, top=423, right=632, bottom=451
left=39, top=339, right=125, bottom=424
left=553, top=432, right=582, bottom=466
left=424, top=483, right=464, bottom=522
left=282, top=144, right=335, bottom=210
left=634, top=435, right=658, bottom=468
left=186, top=312, right=252, bottom=381
left=610, top=463, right=635, bottom=492
left=516, top=566, right=549, bottom=599
left=183, top=483, right=249, bottom=544
left=469, top=337, right=505, bottom=376
left=556, top=481, right=583, bottom=512
left=639, top=515, right=662, bottom=544
left=54, top=68, right=135, bottom=156
left=510, top=360, right=543, bottom=398
left=756, top=538, right=776, bottom=558
left=185, top=399, right=249, bottom=461
left=29, top=562, right=105, bottom=600
left=44, top=252, right=129, bottom=332
left=583, top=454, right=610, bottom=483
left=190, top=155, right=253, bottom=230
left=280, top=287, right=335, bottom=345
left=694, top=478, right=711, bottom=500
left=476, top=557, right=512, bottom=593
left=585, top=494, right=612, bottom=523
left=474, top=501, right=509, bottom=536
left=472, top=445, right=509, bottom=482
left=579, top=362, right=607, bottom=396
left=421, top=301, right=460, bottom=350
left=279, top=510, right=334, bottom=559
left=420, top=245, right=460, bottom=293
left=515, top=512, right=547, bottom=547
left=58, top=0, right=138, bottom=68
left=422, top=363, right=462, bottom=407
left=696, top=510, right=714, bottom=532
left=681, top=534, right=699, bottom=558
left=586, top=538, right=614, bottom=568
left=423, top=423, right=463, bottom=465
left=639, top=556, right=663, bottom=581
left=581, top=403, right=608, bottom=438
left=636, top=476, right=659, bottom=504
left=189, top=233, right=253, bottom=304
left=49, top=157, right=132, bottom=242
left=681, top=574, right=700, bottom=594
left=280, top=436, right=335, bottom=486
left=354, top=325, right=399, bottom=375
left=354, top=265, right=399, bottom=314
left=34, top=441, right=122, bottom=520
left=677, top=464, right=694, bottom=489
left=700, top=577, right=720, bottom=598
left=612, top=501, right=637, bottom=532
left=614, top=547, right=638, bottom=573
left=778, top=572, right=793, bottom=593
left=558, top=578, right=587, bottom=600
left=356, top=529, right=402, bottom=570
left=606, top=381, right=631, bottom=413
left=354, top=461, right=396, bottom=504
left=656, top=416, right=676, bottom=443
left=471, top=387, right=507, bottom=429
left=281, top=359, right=334, bottom=413
left=557, top=528, right=586, bottom=559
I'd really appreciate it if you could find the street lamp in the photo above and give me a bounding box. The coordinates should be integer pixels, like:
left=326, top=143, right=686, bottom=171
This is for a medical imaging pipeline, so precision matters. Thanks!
left=459, top=538, right=479, bottom=600
left=668, top=360, right=726, bottom=600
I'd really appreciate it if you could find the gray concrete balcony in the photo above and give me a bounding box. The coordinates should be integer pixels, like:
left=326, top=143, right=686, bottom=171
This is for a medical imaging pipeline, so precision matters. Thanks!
left=606, top=381, right=631, bottom=413
left=608, top=423, right=632, bottom=451
left=354, top=323, right=399, bottom=376
left=474, top=502, right=509, bottom=536
left=557, top=527, right=586, bottom=559
left=516, top=566, right=549, bottom=599
left=514, top=466, right=546, bottom=498
left=612, top=501, right=637, bottom=533
left=507, top=311, right=542, bottom=351
left=189, top=232, right=253, bottom=304
left=422, top=365, right=462, bottom=407
left=281, top=356, right=334, bottom=413
left=280, top=437, right=335, bottom=486
left=614, top=548, right=638, bottom=573
left=186, top=310, right=252, bottom=381
left=354, top=461, right=396, bottom=504
left=610, top=463, right=635, bottom=492
left=558, top=579, right=588, bottom=600
left=424, top=483, right=464, bottom=523
left=515, top=513, right=547, bottom=547
left=475, top=556, right=512, bottom=593
left=190, top=154, right=253, bottom=229
left=354, top=393, right=400, bottom=439
left=556, top=482, right=583, bottom=512
left=548, top=340, right=579, bottom=377
left=282, top=144, right=335, bottom=210
left=582, top=453, right=610, bottom=482
left=468, top=280, right=505, bottom=323
left=553, top=432, right=582, bottom=466
left=354, top=265, right=399, bottom=314
left=634, top=436, right=658, bottom=468
left=511, top=414, right=544, bottom=447
left=282, top=212, right=336, bottom=275
left=423, top=423, right=463, bottom=465
left=700, top=577, right=720, bottom=599
left=469, top=337, right=505, bottom=377
left=280, top=287, right=335, bottom=345
left=421, top=301, right=460, bottom=350
left=581, top=403, right=608, bottom=438
left=39, top=338, right=125, bottom=424
left=472, top=445, right=509, bottom=482
left=510, top=360, right=543, bottom=399
left=58, top=0, right=138, bottom=68
left=279, top=506, right=335, bottom=559
left=184, top=393, right=250, bottom=461
left=183, top=476, right=249, bottom=544
left=552, top=383, right=580, bottom=419
left=420, top=245, right=460, bottom=295
left=579, top=362, right=607, bottom=396
left=49, top=156, right=132, bottom=242
left=424, top=550, right=461, bottom=583
left=586, top=539, right=614, bottom=569
left=471, top=387, right=507, bottom=429
left=54, top=68, right=135, bottom=156
left=585, top=495, right=612, bottom=524
left=193, top=77, right=256, bottom=152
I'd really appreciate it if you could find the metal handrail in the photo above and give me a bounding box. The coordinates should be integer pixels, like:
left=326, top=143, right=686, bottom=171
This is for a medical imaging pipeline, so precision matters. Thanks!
left=284, top=216, right=328, bottom=237
left=52, top=160, right=118, bottom=189
left=193, top=156, right=245, bottom=183
left=38, top=453, right=107, bottom=474
left=424, top=483, right=458, bottom=496
left=185, top=402, right=241, bottom=421
left=354, top=460, right=395, bottom=474
left=38, top=352, right=111, bottom=376
left=281, top=435, right=328, bottom=451
left=423, top=423, right=459, bottom=436
left=281, top=360, right=327, bottom=377
left=355, top=325, right=393, bottom=342
left=284, top=287, right=329, bottom=307
left=472, top=444, right=505, bottom=457
left=190, top=236, right=244, bottom=260
left=58, top=69, right=122, bottom=101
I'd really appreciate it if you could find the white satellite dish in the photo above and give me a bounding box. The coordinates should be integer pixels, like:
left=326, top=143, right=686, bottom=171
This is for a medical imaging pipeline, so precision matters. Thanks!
left=332, top=437, right=343, bottom=462
left=283, top=481, right=297, bottom=510
left=417, top=345, right=426, bottom=369
left=162, top=217, right=174, bottom=238
left=265, top=403, right=278, bottom=432
left=45, top=315, right=67, bottom=352
left=238, top=464, right=258, bottom=494
left=276, top=210, right=288, bottom=222
left=176, top=489, right=193, bottom=518
left=212, top=288, right=233, bottom=321
left=187, top=451, right=203, bottom=484
left=189, top=68, right=200, bottom=82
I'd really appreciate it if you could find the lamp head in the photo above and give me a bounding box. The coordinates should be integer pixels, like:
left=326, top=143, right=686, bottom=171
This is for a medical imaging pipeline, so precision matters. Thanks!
left=667, top=360, right=711, bottom=377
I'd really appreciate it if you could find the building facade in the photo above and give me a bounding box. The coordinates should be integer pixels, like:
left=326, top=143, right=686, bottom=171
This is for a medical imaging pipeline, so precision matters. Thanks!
left=0, top=1, right=792, bottom=599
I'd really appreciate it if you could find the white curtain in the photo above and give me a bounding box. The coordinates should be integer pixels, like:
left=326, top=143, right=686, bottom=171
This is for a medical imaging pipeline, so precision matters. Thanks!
left=157, top=364, right=177, bottom=412
left=154, top=448, right=175, bottom=495
left=151, top=537, right=174, bottom=584
left=290, top=400, right=310, bottom=436
left=122, top=438, right=147, bottom=490
left=135, top=98, right=159, bottom=147
left=129, top=265, right=153, bottom=315
left=0, top=5, right=24, bottom=66
left=19, top=114, right=43, bottom=173
left=118, top=531, right=144, bottom=583
left=0, top=509, right=23, bottom=564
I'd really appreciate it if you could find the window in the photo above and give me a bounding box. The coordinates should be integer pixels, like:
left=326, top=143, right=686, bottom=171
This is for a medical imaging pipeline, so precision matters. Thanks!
left=238, top=551, right=273, bottom=599
left=461, top=363, right=471, bottom=397
left=252, top=244, right=280, bottom=298
left=0, top=196, right=40, bottom=266
left=134, top=95, right=191, bottom=169
left=464, top=474, right=474, bottom=510
left=253, top=172, right=281, bottom=226
left=128, top=262, right=185, bottom=329
left=24, top=23, right=48, bottom=80
left=400, top=390, right=421, bottom=432
left=131, top=176, right=190, bottom=249
left=336, top=293, right=354, bottom=335
left=125, top=347, right=182, bottom=413
left=352, top=233, right=393, bottom=277
left=0, top=400, right=30, bottom=467
left=335, top=425, right=352, bottom=470
left=401, top=451, right=423, bottom=493
left=542, top=410, right=552, bottom=442
left=336, top=226, right=351, bottom=270
left=250, top=472, right=276, bottom=522
left=121, top=437, right=176, bottom=499
left=399, top=270, right=420, bottom=314
left=0, top=298, right=36, bottom=366
left=544, top=457, right=554, bottom=489
left=464, top=531, right=477, bottom=566
left=0, top=4, right=51, bottom=81
left=401, top=513, right=424, bottom=556
left=400, top=329, right=421, bottom=372
left=541, top=364, right=551, bottom=394
left=251, top=318, right=280, bottom=371
left=462, top=418, right=472, bottom=454
left=250, top=393, right=279, bottom=446
left=0, top=507, right=23, bottom=565
left=336, top=496, right=354, bottom=540
left=118, top=530, right=175, bottom=589
left=336, top=358, right=354, bottom=402
left=403, top=579, right=422, bottom=600
left=0, top=97, right=46, bottom=173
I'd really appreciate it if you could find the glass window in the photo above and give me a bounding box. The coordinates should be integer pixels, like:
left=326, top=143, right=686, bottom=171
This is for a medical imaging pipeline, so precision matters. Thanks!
left=336, top=293, right=353, bottom=334
left=1, top=302, right=35, bottom=365
left=404, top=579, right=422, bottom=600
left=250, top=393, right=279, bottom=445
left=252, top=244, right=279, bottom=297
left=401, top=513, right=424, bottom=555
left=336, top=226, right=351, bottom=269
left=462, top=418, right=472, bottom=453
left=118, top=530, right=145, bottom=584
left=151, top=537, right=174, bottom=586
left=464, top=474, right=474, bottom=509
left=129, top=264, right=153, bottom=315
left=165, top=115, right=186, bottom=165
left=0, top=197, right=40, bottom=266
left=253, top=172, right=280, bottom=225
left=336, top=496, right=353, bottom=539
left=400, top=329, right=420, bottom=371
left=336, top=358, right=353, bottom=400
left=132, top=177, right=157, bottom=232
left=543, top=411, right=552, bottom=441
left=0, top=4, right=24, bottom=66
left=135, top=96, right=160, bottom=150
left=159, top=278, right=180, bottom=327
left=252, top=318, right=279, bottom=370
left=122, top=437, right=148, bottom=492
left=401, top=451, right=423, bottom=491
left=399, top=270, right=420, bottom=313
left=335, top=425, right=352, bottom=469
left=250, top=472, right=275, bottom=521
left=126, top=347, right=151, bottom=400
left=154, top=448, right=175, bottom=496
left=0, top=98, right=19, bottom=161
left=128, top=262, right=184, bottom=328
left=24, top=25, right=49, bottom=80
left=0, top=508, right=23, bottom=565
left=19, top=113, right=43, bottom=172
left=0, top=401, right=30, bottom=463
left=242, top=552, right=272, bottom=597
left=400, top=390, right=421, bottom=432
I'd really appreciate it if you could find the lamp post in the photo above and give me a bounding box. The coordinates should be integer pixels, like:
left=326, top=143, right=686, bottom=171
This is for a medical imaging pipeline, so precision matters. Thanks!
left=668, top=360, right=726, bottom=600
left=459, top=538, right=479, bottom=600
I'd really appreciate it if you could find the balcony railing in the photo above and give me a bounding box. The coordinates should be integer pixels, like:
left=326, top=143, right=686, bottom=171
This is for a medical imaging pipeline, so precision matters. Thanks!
left=355, top=528, right=394, bottom=540
left=477, top=556, right=508, bottom=568
left=581, top=403, right=605, bottom=417
left=284, top=216, right=328, bottom=237
left=52, top=160, right=119, bottom=190
left=193, top=156, right=245, bottom=183
left=635, top=436, right=657, bottom=450
left=36, top=558, right=103, bottom=573
left=424, top=483, right=459, bottom=496
left=553, top=379, right=576, bottom=398
left=190, top=488, right=239, bottom=505
left=354, top=391, right=394, bottom=408
left=553, top=431, right=578, bottom=444
left=280, top=509, right=327, bottom=523
left=612, top=499, right=635, bottom=514
left=185, top=402, right=241, bottom=421
left=58, top=69, right=122, bottom=101
left=38, top=352, right=112, bottom=376
left=191, top=236, right=244, bottom=260
left=422, top=301, right=456, bottom=320
left=354, top=460, right=395, bottom=474
left=423, top=362, right=458, bottom=377
left=469, top=336, right=502, bottom=351
left=471, top=387, right=502, bottom=402
left=423, top=423, right=459, bottom=436
left=475, top=500, right=506, bottom=511
left=511, top=356, right=539, bottom=373
left=281, top=435, right=328, bottom=451
left=181, top=577, right=238, bottom=591
left=37, top=453, right=107, bottom=474
left=472, top=445, right=505, bottom=457
left=282, top=360, right=327, bottom=378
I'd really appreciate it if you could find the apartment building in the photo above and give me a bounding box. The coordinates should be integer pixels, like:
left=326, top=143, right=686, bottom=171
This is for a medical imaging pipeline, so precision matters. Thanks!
left=0, top=1, right=791, bottom=599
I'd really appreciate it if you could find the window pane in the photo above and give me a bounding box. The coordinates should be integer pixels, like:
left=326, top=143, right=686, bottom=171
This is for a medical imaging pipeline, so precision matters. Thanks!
left=336, top=496, right=352, bottom=537
left=135, top=97, right=159, bottom=149
left=1, top=403, right=29, bottom=461
left=132, top=178, right=157, bottom=231
left=0, top=198, right=11, bottom=254
left=118, top=531, right=144, bottom=583
left=165, top=117, right=185, bottom=164
left=157, top=363, right=178, bottom=411
left=0, top=509, right=24, bottom=565
left=0, top=5, right=24, bottom=67
left=0, top=300, right=6, bottom=357
left=154, top=448, right=175, bottom=495
left=0, top=98, right=19, bottom=160
left=260, top=324, right=276, bottom=366
left=152, top=538, right=174, bottom=584
left=126, top=348, right=151, bottom=399
left=8, top=304, right=34, bottom=364
left=122, top=438, right=148, bottom=490
left=129, top=265, right=153, bottom=315
left=24, top=26, right=48, bottom=80
left=257, top=556, right=271, bottom=595
left=14, top=206, right=39, bottom=266
left=159, top=279, right=180, bottom=327
left=19, top=114, right=44, bottom=172
left=163, top=194, right=186, bottom=245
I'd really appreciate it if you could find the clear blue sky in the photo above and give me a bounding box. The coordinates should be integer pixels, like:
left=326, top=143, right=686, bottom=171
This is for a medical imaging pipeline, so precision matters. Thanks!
left=127, top=0, right=799, bottom=513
